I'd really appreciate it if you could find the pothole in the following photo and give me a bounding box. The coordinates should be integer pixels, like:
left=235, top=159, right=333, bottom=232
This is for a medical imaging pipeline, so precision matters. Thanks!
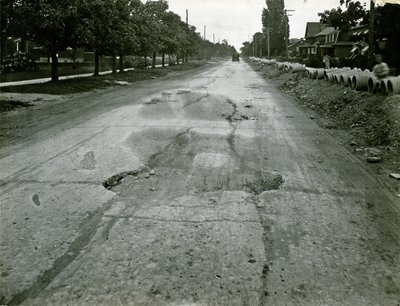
left=245, top=172, right=284, bottom=195
left=102, top=168, right=147, bottom=190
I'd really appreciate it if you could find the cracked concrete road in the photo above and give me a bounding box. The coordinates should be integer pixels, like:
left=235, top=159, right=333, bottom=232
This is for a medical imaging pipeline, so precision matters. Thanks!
left=1, top=61, right=400, bottom=305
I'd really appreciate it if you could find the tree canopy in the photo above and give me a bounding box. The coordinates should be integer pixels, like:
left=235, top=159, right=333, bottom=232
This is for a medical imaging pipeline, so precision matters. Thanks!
left=2, top=0, right=236, bottom=81
left=318, top=0, right=367, bottom=31
left=262, top=0, right=288, bottom=56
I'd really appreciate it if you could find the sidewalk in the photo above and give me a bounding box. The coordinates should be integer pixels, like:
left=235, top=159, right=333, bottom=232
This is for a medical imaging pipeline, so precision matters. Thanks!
left=0, top=65, right=167, bottom=88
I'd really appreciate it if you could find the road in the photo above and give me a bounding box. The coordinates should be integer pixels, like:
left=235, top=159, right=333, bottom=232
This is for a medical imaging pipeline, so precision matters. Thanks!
left=1, top=60, right=399, bottom=305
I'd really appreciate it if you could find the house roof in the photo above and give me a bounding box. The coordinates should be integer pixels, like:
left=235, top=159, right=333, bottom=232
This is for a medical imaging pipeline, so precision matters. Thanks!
left=315, top=27, right=338, bottom=37
left=288, top=40, right=303, bottom=48
left=305, top=22, right=328, bottom=38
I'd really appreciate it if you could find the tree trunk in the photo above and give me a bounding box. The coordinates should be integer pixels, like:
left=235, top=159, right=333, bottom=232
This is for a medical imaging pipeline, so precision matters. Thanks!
left=177, top=55, right=179, bottom=65
left=152, top=52, right=156, bottom=68
left=50, top=50, right=59, bottom=82
left=168, top=54, right=171, bottom=65
left=185, top=53, right=188, bottom=63
left=112, top=55, right=117, bottom=74
left=144, top=56, right=147, bottom=68
left=94, top=51, right=100, bottom=76
left=119, top=54, right=124, bottom=73
left=162, top=53, right=165, bottom=67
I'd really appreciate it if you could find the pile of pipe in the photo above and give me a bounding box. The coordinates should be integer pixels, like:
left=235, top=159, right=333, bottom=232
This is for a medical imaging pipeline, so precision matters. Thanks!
left=277, top=62, right=307, bottom=73
left=249, top=57, right=400, bottom=96
left=249, top=57, right=277, bottom=67
left=305, top=66, right=400, bottom=96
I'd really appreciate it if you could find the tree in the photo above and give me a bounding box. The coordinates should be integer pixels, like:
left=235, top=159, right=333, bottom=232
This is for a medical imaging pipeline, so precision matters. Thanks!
left=179, top=24, right=202, bottom=62
left=0, top=0, right=15, bottom=65
left=9, top=0, right=82, bottom=81
left=318, top=0, right=367, bottom=31
left=373, top=3, right=400, bottom=70
left=113, top=0, right=140, bottom=73
left=134, top=0, right=168, bottom=67
left=262, top=0, right=288, bottom=56
left=240, top=41, right=252, bottom=57
left=78, top=0, right=139, bottom=76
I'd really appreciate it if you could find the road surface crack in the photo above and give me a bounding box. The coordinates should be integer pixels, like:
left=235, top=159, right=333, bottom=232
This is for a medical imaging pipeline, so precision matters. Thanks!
left=6, top=198, right=117, bottom=305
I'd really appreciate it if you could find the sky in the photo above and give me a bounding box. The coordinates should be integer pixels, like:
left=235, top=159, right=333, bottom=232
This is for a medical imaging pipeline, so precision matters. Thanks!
left=166, top=0, right=376, bottom=51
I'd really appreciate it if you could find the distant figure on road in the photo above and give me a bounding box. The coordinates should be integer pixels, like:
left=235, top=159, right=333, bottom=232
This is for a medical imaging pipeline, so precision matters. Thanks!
left=323, top=54, right=331, bottom=69
left=373, top=54, right=389, bottom=79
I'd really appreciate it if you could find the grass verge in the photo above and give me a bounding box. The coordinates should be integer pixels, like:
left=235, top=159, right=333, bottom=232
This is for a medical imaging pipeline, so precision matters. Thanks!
left=0, top=62, right=205, bottom=95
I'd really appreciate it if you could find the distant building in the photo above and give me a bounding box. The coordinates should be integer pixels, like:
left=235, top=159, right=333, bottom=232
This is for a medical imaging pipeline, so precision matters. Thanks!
left=297, top=22, right=370, bottom=67
left=298, top=22, right=328, bottom=58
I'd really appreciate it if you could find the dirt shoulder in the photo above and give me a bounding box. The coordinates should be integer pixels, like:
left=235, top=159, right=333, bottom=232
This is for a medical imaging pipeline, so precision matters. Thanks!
left=248, top=60, right=400, bottom=195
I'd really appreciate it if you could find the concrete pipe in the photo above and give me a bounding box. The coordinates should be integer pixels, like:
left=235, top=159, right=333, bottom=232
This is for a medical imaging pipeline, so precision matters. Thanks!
left=367, top=76, right=379, bottom=93
left=325, top=68, right=350, bottom=82
left=324, top=68, right=338, bottom=80
left=380, top=77, right=399, bottom=95
left=290, top=64, right=307, bottom=73
left=387, top=76, right=400, bottom=96
left=323, top=68, right=341, bottom=80
left=306, top=67, right=316, bottom=78
left=335, top=69, right=361, bottom=85
left=277, top=63, right=285, bottom=70
left=340, top=70, right=364, bottom=87
left=314, top=68, right=326, bottom=79
left=351, top=73, right=374, bottom=91
left=333, top=73, right=342, bottom=84
left=264, top=59, right=277, bottom=65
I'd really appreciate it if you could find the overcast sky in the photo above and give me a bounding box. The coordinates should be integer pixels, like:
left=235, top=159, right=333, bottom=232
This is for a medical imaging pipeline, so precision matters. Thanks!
left=167, top=0, right=370, bottom=51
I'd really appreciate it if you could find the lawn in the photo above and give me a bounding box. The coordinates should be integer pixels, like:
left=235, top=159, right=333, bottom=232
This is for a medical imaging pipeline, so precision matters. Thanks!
left=0, top=62, right=205, bottom=95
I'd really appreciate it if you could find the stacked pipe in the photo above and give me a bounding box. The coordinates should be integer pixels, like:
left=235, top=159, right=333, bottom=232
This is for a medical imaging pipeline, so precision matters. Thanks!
left=289, top=64, right=307, bottom=73
left=324, top=68, right=351, bottom=83
left=313, top=68, right=326, bottom=79
left=249, top=58, right=400, bottom=96
left=338, top=69, right=364, bottom=86
left=259, top=58, right=277, bottom=66
left=367, top=76, right=380, bottom=93
left=351, top=72, right=374, bottom=91
left=331, top=68, right=359, bottom=84
left=380, top=76, right=400, bottom=95
left=306, top=67, right=316, bottom=78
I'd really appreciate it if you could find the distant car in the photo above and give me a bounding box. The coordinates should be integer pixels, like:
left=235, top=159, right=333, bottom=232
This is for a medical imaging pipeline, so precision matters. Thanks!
left=232, top=53, right=240, bottom=62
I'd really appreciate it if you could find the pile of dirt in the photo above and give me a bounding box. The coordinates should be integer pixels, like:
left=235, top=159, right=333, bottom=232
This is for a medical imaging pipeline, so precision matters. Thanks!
left=250, top=62, right=400, bottom=192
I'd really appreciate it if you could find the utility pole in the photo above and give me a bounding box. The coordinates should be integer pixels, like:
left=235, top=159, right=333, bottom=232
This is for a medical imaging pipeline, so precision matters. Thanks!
left=184, top=9, right=188, bottom=63
left=203, top=25, right=206, bottom=60
left=213, top=33, right=215, bottom=44
left=368, top=0, right=375, bottom=69
left=285, top=9, right=295, bottom=59
left=267, top=28, right=271, bottom=59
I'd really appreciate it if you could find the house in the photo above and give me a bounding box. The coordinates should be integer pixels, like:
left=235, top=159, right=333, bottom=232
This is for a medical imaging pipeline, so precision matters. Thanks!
left=288, top=38, right=303, bottom=57
left=316, top=27, right=340, bottom=57
left=298, top=22, right=328, bottom=57
left=298, top=22, right=370, bottom=61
